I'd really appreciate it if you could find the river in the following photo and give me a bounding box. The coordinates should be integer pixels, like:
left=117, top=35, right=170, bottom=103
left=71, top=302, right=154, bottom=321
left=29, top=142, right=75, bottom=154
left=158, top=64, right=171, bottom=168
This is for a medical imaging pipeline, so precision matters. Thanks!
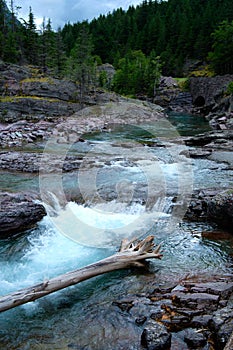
left=0, top=112, right=232, bottom=349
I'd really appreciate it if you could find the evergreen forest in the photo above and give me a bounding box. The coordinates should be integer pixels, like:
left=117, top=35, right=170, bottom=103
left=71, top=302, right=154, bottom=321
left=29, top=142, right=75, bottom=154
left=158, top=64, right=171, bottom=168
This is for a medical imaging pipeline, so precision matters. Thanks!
left=1, top=0, right=233, bottom=96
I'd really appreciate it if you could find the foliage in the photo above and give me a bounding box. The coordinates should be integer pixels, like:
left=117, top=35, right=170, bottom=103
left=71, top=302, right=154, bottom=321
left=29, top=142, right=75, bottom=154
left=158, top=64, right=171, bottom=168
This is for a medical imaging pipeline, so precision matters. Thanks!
left=64, top=26, right=96, bottom=101
left=226, top=81, right=233, bottom=95
left=189, top=65, right=215, bottom=77
left=20, top=77, right=54, bottom=83
left=174, top=78, right=190, bottom=91
left=112, top=50, right=161, bottom=97
left=208, top=20, right=233, bottom=74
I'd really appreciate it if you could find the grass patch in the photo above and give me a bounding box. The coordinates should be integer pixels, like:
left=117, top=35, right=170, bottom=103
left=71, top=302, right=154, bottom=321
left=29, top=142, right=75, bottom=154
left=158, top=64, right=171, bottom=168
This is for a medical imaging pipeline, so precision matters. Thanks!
left=174, top=77, right=190, bottom=91
left=189, top=65, right=215, bottom=77
left=20, top=77, right=54, bottom=84
left=0, top=95, right=61, bottom=103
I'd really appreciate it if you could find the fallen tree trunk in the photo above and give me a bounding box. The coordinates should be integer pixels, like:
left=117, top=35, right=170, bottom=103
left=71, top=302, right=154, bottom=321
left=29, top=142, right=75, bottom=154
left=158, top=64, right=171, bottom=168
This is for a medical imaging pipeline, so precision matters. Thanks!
left=224, top=331, right=233, bottom=350
left=0, top=235, right=162, bottom=313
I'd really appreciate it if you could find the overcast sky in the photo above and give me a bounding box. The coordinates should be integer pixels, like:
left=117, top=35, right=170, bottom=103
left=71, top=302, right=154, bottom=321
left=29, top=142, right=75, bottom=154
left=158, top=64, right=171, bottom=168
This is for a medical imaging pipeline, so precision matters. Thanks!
left=15, top=0, right=142, bottom=30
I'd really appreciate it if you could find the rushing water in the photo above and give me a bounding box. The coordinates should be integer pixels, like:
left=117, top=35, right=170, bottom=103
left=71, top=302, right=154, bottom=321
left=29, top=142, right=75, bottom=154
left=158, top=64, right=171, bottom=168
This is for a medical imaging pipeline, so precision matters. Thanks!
left=0, top=112, right=233, bottom=349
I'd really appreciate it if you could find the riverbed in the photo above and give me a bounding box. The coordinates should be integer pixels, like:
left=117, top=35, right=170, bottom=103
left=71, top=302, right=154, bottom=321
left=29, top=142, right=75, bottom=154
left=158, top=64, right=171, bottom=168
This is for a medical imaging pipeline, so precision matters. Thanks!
left=0, top=111, right=232, bottom=349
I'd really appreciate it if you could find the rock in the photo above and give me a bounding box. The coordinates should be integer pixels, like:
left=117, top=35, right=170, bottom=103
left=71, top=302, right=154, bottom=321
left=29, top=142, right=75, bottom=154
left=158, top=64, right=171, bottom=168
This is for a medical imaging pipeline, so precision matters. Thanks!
left=183, top=328, right=207, bottom=348
left=190, top=282, right=233, bottom=298
left=153, top=76, right=193, bottom=112
left=0, top=192, right=46, bottom=237
left=207, top=189, right=233, bottom=233
left=141, top=321, right=171, bottom=350
left=185, top=188, right=233, bottom=230
left=210, top=306, right=233, bottom=348
left=190, top=75, right=233, bottom=110
left=0, top=97, right=82, bottom=123
left=172, top=292, right=219, bottom=311
left=187, top=148, right=212, bottom=158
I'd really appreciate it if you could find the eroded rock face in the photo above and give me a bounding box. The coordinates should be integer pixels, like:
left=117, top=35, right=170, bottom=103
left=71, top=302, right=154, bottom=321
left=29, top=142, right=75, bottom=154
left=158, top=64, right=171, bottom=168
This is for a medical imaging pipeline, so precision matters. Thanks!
left=153, top=76, right=193, bottom=112
left=0, top=192, right=46, bottom=237
left=190, top=75, right=233, bottom=109
left=189, top=75, right=233, bottom=130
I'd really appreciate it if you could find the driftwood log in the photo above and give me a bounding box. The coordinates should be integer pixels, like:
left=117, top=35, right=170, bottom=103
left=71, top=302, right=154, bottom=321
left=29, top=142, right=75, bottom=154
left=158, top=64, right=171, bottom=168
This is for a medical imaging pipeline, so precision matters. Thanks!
left=0, top=235, right=162, bottom=313
left=224, top=331, right=233, bottom=350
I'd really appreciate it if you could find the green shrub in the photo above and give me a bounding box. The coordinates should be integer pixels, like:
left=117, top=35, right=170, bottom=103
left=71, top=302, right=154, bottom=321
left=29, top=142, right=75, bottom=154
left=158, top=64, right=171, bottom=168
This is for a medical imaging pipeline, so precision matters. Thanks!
left=226, top=81, right=233, bottom=95
left=174, top=78, right=190, bottom=91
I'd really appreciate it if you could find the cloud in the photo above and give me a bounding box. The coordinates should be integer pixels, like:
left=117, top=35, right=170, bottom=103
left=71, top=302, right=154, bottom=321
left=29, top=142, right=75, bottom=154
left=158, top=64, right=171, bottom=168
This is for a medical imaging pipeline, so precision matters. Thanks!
left=16, top=0, right=142, bottom=29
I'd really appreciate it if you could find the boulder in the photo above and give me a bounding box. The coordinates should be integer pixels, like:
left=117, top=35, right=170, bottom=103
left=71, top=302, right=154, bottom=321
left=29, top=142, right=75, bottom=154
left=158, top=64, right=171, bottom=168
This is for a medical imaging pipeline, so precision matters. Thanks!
left=207, top=189, right=233, bottom=233
left=185, top=188, right=233, bottom=234
left=141, top=321, right=171, bottom=350
left=0, top=192, right=46, bottom=237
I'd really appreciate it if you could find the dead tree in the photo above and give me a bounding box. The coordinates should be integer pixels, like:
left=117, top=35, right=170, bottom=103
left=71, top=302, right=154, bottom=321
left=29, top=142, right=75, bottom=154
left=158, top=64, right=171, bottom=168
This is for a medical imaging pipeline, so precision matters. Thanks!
left=0, top=235, right=162, bottom=313
left=224, top=331, right=233, bottom=350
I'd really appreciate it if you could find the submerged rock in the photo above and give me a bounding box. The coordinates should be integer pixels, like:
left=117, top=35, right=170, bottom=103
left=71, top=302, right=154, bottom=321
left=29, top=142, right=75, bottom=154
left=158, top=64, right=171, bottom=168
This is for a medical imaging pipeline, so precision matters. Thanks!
left=0, top=192, right=46, bottom=237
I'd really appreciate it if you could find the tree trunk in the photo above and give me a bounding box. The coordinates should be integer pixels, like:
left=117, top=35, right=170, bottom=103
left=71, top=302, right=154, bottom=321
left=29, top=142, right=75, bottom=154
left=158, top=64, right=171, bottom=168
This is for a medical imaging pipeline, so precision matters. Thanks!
left=0, top=235, right=162, bottom=313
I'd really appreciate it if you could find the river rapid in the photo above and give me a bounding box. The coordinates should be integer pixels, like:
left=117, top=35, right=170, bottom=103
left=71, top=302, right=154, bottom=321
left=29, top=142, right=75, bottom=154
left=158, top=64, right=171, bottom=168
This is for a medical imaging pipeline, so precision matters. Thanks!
left=0, top=112, right=233, bottom=349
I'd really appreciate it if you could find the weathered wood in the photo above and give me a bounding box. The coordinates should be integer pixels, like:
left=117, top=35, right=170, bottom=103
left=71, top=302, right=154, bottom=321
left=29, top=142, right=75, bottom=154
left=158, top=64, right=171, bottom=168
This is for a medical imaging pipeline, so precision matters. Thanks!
left=0, top=235, right=162, bottom=313
left=224, top=331, right=233, bottom=350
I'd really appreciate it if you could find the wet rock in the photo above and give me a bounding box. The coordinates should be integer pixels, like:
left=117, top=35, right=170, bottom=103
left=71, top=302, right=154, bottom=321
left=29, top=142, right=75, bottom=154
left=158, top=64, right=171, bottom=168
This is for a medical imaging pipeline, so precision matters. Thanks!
left=185, top=188, right=233, bottom=231
left=191, top=315, right=212, bottom=328
left=207, top=189, right=233, bottom=233
left=183, top=328, right=208, bottom=348
left=0, top=192, right=46, bottom=237
left=112, top=299, right=134, bottom=312
left=135, top=316, right=147, bottom=325
left=172, top=292, right=219, bottom=311
left=141, top=321, right=171, bottom=350
left=187, top=148, right=212, bottom=158
left=185, top=130, right=233, bottom=148
left=190, top=282, right=233, bottom=298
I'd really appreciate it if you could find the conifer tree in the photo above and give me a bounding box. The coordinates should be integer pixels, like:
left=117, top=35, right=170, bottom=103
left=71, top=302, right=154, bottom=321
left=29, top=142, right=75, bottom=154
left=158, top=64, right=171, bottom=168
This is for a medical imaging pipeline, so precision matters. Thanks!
left=65, top=25, right=95, bottom=102
left=23, top=7, right=38, bottom=64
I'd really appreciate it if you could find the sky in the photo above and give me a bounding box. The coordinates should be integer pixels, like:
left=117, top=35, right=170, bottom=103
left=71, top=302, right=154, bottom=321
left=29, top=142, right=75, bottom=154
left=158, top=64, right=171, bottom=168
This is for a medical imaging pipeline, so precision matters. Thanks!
left=14, top=0, right=143, bottom=30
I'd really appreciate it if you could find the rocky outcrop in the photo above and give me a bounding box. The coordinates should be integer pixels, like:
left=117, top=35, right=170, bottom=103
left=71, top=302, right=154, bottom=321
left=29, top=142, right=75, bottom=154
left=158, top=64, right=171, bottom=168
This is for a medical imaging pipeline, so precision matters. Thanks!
left=153, top=76, right=193, bottom=112
left=207, top=189, right=233, bottom=233
left=185, top=188, right=233, bottom=233
left=206, top=94, right=233, bottom=130
left=190, top=75, right=233, bottom=109
left=0, top=61, right=123, bottom=124
left=189, top=75, right=233, bottom=129
left=110, top=275, right=233, bottom=350
left=0, top=192, right=46, bottom=237
left=185, top=129, right=233, bottom=152
left=0, top=96, right=82, bottom=123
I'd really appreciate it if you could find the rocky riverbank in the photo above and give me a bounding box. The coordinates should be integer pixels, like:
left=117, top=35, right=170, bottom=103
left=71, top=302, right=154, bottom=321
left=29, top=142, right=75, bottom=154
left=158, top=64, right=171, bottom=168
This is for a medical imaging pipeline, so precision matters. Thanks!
left=110, top=274, right=233, bottom=350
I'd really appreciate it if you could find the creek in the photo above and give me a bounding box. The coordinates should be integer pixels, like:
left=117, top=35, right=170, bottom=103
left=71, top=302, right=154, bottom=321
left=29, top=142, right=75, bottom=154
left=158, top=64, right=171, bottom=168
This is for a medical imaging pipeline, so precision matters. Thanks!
left=0, top=112, right=233, bottom=349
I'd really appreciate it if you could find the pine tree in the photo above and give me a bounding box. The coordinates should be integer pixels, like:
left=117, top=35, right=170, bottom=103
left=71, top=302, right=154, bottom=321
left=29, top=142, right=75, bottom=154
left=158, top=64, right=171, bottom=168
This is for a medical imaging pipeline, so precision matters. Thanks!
left=65, top=25, right=95, bottom=102
left=23, top=7, right=39, bottom=64
left=208, top=20, right=233, bottom=74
